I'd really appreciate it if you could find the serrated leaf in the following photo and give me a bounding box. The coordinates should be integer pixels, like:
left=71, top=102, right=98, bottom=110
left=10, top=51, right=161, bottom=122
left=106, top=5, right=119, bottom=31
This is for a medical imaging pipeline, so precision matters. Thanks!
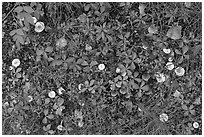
left=53, top=60, right=63, bottom=66
left=47, top=57, right=54, bottom=62
left=13, top=6, right=23, bottom=13
left=90, top=79, right=95, bottom=86
left=47, top=114, right=54, bottom=119
left=16, top=29, right=24, bottom=36
left=182, top=104, right=188, bottom=110
left=18, top=11, right=26, bottom=20
left=182, top=46, right=189, bottom=54
left=56, top=107, right=62, bottom=115
left=44, top=98, right=50, bottom=105
left=42, top=117, right=47, bottom=124
left=43, top=52, right=48, bottom=59
left=141, top=85, right=149, bottom=91
left=23, top=6, right=34, bottom=13
left=77, top=58, right=84, bottom=64
left=10, top=30, right=17, bottom=36
left=84, top=4, right=90, bottom=11
left=44, top=109, right=49, bottom=115
left=90, top=60, right=98, bottom=67
left=16, top=67, right=22, bottom=73
left=57, top=98, right=64, bottom=106
left=16, top=35, right=25, bottom=44
left=80, top=88, right=87, bottom=93
left=36, top=48, right=44, bottom=55
left=45, top=46, right=53, bottom=53
left=47, top=124, right=51, bottom=130
left=66, top=57, right=75, bottom=63
left=24, top=12, right=35, bottom=25
left=16, top=73, right=21, bottom=78
left=81, top=60, right=89, bottom=66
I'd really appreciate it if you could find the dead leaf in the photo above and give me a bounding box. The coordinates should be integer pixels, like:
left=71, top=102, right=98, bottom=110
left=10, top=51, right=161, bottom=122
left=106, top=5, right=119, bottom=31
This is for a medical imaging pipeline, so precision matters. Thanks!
left=185, top=2, right=191, bottom=8
left=166, top=26, right=182, bottom=40
left=148, top=25, right=158, bottom=34
left=139, top=4, right=146, bottom=16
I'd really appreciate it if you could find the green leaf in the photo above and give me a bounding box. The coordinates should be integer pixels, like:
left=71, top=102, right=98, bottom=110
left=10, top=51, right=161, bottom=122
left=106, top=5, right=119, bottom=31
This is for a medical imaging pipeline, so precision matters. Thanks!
left=13, top=34, right=24, bottom=44
left=66, top=57, right=75, bottom=63
left=182, top=104, right=188, bottom=110
left=44, top=109, right=49, bottom=115
left=90, top=60, right=98, bottom=67
left=90, top=80, right=95, bottom=86
left=18, top=11, right=26, bottom=20
left=16, top=67, right=22, bottom=73
left=16, top=73, right=21, bottom=78
left=44, top=98, right=50, bottom=105
left=45, top=46, right=53, bottom=53
left=57, top=98, right=64, bottom=106
left=43, top=52, right=48, bottom=59
left=47, top=114, right=54, bottom=119
left=24, top=12, right=35, bottom=25
left=23, top=6, right=34, bottom=13
left=80, top=88, right=87, bottom=93
left=10, top=30, right=17, bottom=36
left=130, top=81, right=139, bottom=89
left=56, top=107, right=62, bottom=115
left=13, top=6, right=23, bottom=13
left=42, top=117, right=47, bottom=124
left=81, top=60, right=89, bottom=66
left=141, top=85, right=149, bottom=91
left=16, top=29, right=24, bottom=36
left=182, top=46, right=189, bottom=54
left=84, top=4, right=90, bottom=11
left=53, top=60, right=63, bottom=66
left=36, top=48, right=44, bottom=55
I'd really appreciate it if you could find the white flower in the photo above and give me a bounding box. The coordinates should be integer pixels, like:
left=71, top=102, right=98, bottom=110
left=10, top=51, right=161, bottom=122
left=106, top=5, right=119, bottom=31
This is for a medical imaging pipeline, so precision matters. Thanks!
left=27, top=95, right=33, bottom=102
left=193, top=122, right=199, bottom=129
left=58, top=87, right=65, bottom=95
left=166, top=62, right=174, bottom=70
left=98, top=64, right=105, bottom=70
left=56, top=37, right=67, bottom=49
left=116, top=67, right=121, bottom=73
left=175, top=67, right=185, bottom=76
left=48, top=91, right=56, bottom=98
left=32, top=17, right=37, bottom=24
left=85, top=44, right=92, bottom=51
left=155, top=72, right=166, bottom=83
left=12, top=59, right=20, bottom=67
left=163, top=48, right=171, bottom=54
left=159, top=113, right=168, bottom=122
left=35, top=22, right=45, bottom=33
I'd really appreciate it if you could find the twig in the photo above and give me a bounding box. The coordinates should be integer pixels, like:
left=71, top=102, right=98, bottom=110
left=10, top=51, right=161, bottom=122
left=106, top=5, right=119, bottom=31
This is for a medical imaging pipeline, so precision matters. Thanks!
left=3, top=3, right=18, bottom=22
